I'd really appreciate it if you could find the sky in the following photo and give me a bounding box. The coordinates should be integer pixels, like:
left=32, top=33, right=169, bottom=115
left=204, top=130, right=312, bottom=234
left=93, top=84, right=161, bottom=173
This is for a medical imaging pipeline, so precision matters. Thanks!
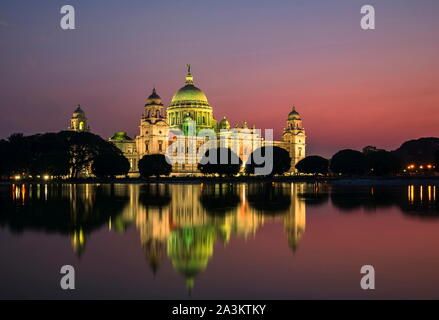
left=0, top=0, right=438, bottom=157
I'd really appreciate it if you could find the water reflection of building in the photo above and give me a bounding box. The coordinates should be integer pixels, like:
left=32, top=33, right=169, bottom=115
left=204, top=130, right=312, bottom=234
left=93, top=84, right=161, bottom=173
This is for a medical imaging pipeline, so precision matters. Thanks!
left=3, top=182, right=308, bottom=291
left=110, top=183, right=307, bottom=291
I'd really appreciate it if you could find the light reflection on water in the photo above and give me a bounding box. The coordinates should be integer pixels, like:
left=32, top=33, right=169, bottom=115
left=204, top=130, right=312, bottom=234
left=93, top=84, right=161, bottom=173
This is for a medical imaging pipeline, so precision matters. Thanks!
left=1, top=182, right=439, bottom=299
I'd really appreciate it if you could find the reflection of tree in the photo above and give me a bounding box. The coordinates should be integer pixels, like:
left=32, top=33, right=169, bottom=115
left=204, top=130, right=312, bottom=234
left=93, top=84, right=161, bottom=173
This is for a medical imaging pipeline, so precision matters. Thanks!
left=199, top=183, right=240, bottom=216
left=330, top=185, right=439, bottom=218
left=0, top=184, right=128, bottom=256
left=247, top=183, right=291, bottom=214
left=139, top=184, right=171, bottom=208
left=0, top=184, right=127, bottom=234
left=298, top=183, right=330, bottom=207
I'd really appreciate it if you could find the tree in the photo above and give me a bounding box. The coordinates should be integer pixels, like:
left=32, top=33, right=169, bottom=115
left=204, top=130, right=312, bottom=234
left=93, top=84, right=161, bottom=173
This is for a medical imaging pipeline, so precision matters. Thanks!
left=138, top=154, right=172, bottom=178
left=1, top=131, right=123, bottom=179
left=92, top=153, right=130, bottom=178
left=29, top=133, right=70, bottom=177
left=245, top=146, right=291, bottom=176
left=58, top=131, right=123, bottom=178
left=330, top=149, right=367, bottom=175
left=365, top=150, right=400, bottom=176
left=198, top=147, right=242, bottom=176
left=295, top=155, right=329, bottom=174
left=0, top=139, right=11, bottom=178
left=393, top=138, right=439, bottom=167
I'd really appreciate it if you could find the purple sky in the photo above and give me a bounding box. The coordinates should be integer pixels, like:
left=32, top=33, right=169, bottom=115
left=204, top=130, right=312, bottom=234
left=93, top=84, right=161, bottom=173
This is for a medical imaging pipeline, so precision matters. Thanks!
left=1, top=0, right=438, bottom=157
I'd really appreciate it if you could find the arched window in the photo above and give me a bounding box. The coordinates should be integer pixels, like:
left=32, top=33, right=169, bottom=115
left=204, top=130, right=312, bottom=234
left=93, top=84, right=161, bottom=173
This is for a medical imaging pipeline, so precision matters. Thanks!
left=79, top=122, right=85, bottom=131
left=156, top=110, right=160, bottom=118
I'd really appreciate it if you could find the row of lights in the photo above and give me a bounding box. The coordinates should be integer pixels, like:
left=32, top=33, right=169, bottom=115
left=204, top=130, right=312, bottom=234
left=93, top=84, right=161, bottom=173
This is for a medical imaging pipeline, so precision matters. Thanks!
left=13, top=175, right=51, bottom=181
left=406, top=164, right=435, bottom=170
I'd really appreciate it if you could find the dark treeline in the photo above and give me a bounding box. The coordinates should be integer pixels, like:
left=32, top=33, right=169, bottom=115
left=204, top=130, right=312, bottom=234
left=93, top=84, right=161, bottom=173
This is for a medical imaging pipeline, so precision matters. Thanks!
left=296, top=138, right=439, bottom=176
left=138, top=146, right=292, bottom=178
left=0, top=131, right=130, bottom=179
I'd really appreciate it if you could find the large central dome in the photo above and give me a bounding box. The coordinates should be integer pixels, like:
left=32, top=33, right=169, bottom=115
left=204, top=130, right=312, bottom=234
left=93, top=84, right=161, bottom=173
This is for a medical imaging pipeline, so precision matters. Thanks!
left=169, top=65, right=210, bottom=108
left=170, top=85, right=209, bottom=105
left=167, top=65, right=216, bottom=132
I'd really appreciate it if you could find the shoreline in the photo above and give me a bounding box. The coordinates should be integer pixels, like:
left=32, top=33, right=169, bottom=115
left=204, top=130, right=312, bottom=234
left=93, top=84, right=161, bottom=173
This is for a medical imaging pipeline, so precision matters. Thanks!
left=1, top=176, right=439, bottom=186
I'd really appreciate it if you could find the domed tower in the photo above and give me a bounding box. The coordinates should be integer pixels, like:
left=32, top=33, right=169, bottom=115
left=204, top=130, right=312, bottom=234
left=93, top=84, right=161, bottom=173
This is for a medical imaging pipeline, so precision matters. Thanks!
left=68, top=105, right=90, bottom=132
left=136, top=88, right=169, bottom=158
left=283, top=107, right=306, bottom=172
left=167, top=65, right=216, bottom=134
left=144, top=88, right=166, bottom=120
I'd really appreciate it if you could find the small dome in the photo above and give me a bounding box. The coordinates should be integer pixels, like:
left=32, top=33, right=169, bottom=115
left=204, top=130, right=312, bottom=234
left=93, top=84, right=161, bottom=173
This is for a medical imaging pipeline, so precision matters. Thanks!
left=110, top=132, right=132, bottom=141
left=218, top=117, right=230, bottom=130
left=145, top=88, right=163, bottom=106
left=288, top=107, right=301, bottom=120
left=73, top=105, right=84, bottom=114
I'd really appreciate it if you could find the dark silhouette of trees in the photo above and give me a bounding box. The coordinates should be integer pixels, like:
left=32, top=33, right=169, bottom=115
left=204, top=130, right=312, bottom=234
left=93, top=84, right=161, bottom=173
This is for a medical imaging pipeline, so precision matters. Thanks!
left=393, top=137, right=439, bottom=168
left=247, top=183, right=291, bottom=214
left=198, top=147, right=242, bottom=176
left=245, top=146, right=291, bottom=176
left=0, top=139, right=11, bottom=177
left=295, top=155, right=329, bottom=174
left=330, top=149, right=367, bottom=175
left=0, top=131, right=125, bottom=179
left=59, top=131, right=123, bottom=178
left=91, top=153, right=130, bottom=178
left=365, top=150, right=401, bottom=176
left=138, top=154, right=172, bottom=178
left=199, top=183, right=240, bottom=215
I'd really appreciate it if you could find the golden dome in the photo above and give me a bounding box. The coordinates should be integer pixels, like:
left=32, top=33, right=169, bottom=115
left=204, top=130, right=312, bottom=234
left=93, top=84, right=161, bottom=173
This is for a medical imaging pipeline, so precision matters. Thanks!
left=169, top=65, right=210, bottom=108
left=288, top=107, right=301, bottom=120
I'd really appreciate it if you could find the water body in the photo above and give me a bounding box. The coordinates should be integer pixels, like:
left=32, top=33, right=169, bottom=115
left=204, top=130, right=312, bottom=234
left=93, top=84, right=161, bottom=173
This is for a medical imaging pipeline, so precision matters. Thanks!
left=0, top=182, right=438, bottom=299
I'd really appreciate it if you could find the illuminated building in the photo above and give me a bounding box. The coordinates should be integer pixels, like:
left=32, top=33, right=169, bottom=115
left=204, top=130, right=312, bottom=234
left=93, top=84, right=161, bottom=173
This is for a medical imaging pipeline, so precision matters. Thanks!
left=107, top=65, right=306, bottom=175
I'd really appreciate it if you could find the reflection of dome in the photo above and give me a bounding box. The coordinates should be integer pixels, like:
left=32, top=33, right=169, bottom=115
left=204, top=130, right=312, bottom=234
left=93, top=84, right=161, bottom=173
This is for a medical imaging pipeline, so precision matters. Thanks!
left=110, top=132, right=132, bottom=141
left=218, top=117, right=231, bottom=130
left=288, top=107, right=301, bottom=120
left=167, top=226, right=216, bottom=292
left=145, top=88, right=163, bottom=106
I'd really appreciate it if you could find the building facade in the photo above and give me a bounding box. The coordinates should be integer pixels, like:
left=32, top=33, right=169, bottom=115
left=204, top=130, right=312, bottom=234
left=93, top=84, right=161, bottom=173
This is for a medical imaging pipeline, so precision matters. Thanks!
left=72, top=66, right=306, bottom=175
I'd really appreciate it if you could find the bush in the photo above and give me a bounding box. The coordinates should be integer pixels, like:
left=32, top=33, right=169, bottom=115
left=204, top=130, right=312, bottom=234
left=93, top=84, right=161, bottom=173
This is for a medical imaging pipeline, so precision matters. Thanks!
left=330, top=149, right=367, bottom=175
left=295, top=156, right=329, bottom=174
left=198, top=147, right=242, bottom=176
left=138, top=154, right=172, bottom=178
left=245, top=146, right=291, bottom=176
left=92, top=153, right=130, bottom=178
